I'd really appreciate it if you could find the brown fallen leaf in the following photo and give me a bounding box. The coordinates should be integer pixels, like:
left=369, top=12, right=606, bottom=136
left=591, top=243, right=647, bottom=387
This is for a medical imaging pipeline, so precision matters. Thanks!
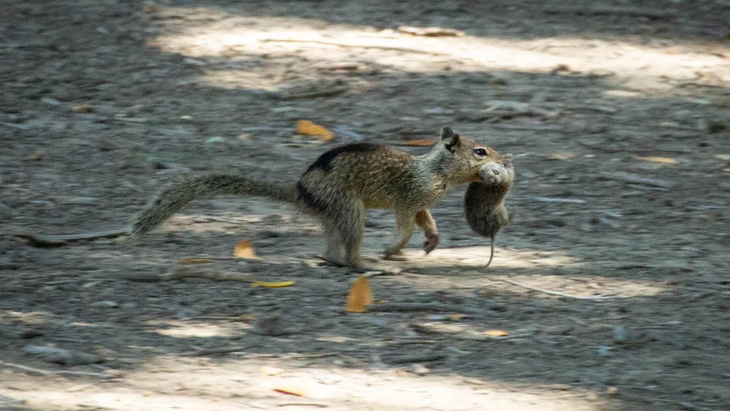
left=296, top=120, right=335, bottom=142
left=483, top=329, right=510, bottom=337
left=402, top=139, right=437, bottom=146
left=273, top=385, right=308, bottom=397
left=345, top=275, right=373, bottom=313
left=251, top=281, right=295, bottom=288
left=447, top=314, right=468, bottom=321
left=233, top=240, right=259, bottom=259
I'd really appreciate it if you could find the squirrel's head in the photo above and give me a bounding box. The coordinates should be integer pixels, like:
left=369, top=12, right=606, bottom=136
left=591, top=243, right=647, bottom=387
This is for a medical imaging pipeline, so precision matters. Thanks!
left=437, top=127, right=503, bottom=184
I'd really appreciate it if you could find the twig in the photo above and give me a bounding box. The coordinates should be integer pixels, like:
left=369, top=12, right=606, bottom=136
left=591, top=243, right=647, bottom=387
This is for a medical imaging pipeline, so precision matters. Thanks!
left=263, top=38, right=449, bottom=57
left=0, top=360, right=114, bottom=378
left=278, top=402, right=329, bottom=408
left=485, top=100, right=558, bottom=118
left=577, top=141, right=691, bottom=155
left=362, top=269, right=402, bottom=278
left=247, top=353, right=339, bottom=360
left=600, top=172, right=675, bottom=189
left=489, top=123, right=564, bottom=132
left=14, top=227, right=131, bottom=246
left=542, top=6, right=677, bottom=19
left=397, top=25, right=465, bottom=37
left=367, top=303, right=452, bottom=312
left=180, top=256, right=245, bottom=263
left=183, top=346, right=248, bottom=356
left=531, top=196, right=586, bottom=204
left=274, top=85, right=349, bottom=100
left=387, top=353, right=446, bottom=364
left=496, top=278, right=615, bottom=300
left=121, top=269, right=255, bottom=283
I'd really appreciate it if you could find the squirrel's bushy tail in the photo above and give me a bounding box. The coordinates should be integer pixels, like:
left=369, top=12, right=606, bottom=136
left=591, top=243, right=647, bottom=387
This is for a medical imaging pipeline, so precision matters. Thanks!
left=131, top=174, right=296, bottom=235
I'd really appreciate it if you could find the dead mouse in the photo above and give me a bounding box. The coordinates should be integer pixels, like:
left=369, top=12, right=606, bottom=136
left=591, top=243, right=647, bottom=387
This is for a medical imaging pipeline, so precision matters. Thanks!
left=464, top=153, right=514, bottom=268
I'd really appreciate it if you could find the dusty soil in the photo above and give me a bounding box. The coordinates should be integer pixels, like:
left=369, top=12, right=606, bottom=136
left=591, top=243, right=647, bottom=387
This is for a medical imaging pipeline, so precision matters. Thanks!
left=1, top=1, right=729, bottom=410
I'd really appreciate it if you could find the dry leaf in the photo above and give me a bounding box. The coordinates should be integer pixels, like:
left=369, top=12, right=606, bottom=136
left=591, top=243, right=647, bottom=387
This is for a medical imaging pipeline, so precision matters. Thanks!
left=251, top=281, right=295, bottom=288
left=260, top=365, right=284, bottom=376
left=296, top=120, right=335, bottom=142
left=345, top=275, right=373, bottom=313
left=71, top=105, right=93, bottom=113
left=636, top=156, right=678, bottom=164
left=483, top=329, right=510, bottom=337
left=233, top=240, right=259, bottom=259
left=403, top=139, right=437, bottom=146
left=273, top=385, right=308, bottom=397
left=447, top=314, right=467, bottom=321
left=180, top=257, right=213, bottom=264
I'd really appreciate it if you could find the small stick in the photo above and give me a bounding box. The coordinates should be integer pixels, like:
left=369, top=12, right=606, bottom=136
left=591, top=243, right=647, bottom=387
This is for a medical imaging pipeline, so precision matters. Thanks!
left=0, top=360, right=114, bottom=378
left=275, top=85, right=349, bottom=100
left=496, top=278, right=615, bottom=300
left=122, top=269, right=256, bottom=283
left=182, top=346, right=248, bottom=356
left=542, top=6, right=677, bottom=19
left=387, top=353, right=447, bottom=364
left=577, top=141, right=691, bottom=155
left=278, top=402, right=329, bottom=408
left=14, top=227, right=131, bottom=246
left=367, top=303, right=452, bottom=312
left=600, top=172, right=675, bottom=189
left=532, top=196, right=586, bottom=204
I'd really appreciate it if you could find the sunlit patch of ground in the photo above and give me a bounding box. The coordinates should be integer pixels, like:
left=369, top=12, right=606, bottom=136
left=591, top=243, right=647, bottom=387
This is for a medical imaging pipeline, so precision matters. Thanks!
left=393, top=246, right=670, bottom=299
left=7, top=357, right=607, bottom=410
left=146, top=319, right=250, bottom=338
left=147, top=7, right=730, bottom=93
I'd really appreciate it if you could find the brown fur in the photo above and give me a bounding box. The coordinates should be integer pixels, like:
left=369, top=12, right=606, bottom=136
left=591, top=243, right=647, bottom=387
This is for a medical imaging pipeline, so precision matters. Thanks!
left=131, top=127, right=499, bottom=269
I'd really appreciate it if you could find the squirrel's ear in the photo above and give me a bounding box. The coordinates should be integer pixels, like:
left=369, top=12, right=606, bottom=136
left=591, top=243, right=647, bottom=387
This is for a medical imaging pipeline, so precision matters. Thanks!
left=441, top=127, right=460, bottom=153
left=440, top=127, right=455, bottom=140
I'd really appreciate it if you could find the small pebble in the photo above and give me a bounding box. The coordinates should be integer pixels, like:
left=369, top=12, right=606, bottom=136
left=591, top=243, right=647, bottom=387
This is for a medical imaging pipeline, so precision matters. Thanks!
left=411, top=363, right=430, bottom=376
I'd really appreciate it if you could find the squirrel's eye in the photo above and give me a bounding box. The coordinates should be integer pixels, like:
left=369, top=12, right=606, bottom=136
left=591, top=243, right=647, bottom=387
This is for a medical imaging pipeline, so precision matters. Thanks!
left=474, top=148, right=487, bottom=156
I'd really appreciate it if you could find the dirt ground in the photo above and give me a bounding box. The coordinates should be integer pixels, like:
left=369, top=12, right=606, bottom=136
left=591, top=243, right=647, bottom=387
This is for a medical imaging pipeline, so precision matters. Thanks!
left=1, top=1, right=730, bottom=410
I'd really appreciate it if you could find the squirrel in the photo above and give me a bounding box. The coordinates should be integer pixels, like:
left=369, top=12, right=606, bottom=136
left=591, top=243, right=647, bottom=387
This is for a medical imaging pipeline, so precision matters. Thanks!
left=130, top=127, right=503, bottom=269
left=464, top=153, right=514, bottom=268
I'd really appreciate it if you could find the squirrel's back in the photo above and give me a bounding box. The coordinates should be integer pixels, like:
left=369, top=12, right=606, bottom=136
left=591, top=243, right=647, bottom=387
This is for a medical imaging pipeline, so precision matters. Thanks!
left=296, top=143, right=422, bottom=212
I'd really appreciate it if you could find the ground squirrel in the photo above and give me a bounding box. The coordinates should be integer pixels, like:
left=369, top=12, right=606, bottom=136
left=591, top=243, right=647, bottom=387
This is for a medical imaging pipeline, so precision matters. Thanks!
left=464, top=153, right=514, bottom=268
left=131, top=127, right=502, bottom=269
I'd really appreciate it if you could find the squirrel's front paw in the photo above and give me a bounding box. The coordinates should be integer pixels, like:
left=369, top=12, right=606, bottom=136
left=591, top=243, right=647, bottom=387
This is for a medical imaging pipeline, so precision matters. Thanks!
left=423, top=232, right=439, bottom=255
